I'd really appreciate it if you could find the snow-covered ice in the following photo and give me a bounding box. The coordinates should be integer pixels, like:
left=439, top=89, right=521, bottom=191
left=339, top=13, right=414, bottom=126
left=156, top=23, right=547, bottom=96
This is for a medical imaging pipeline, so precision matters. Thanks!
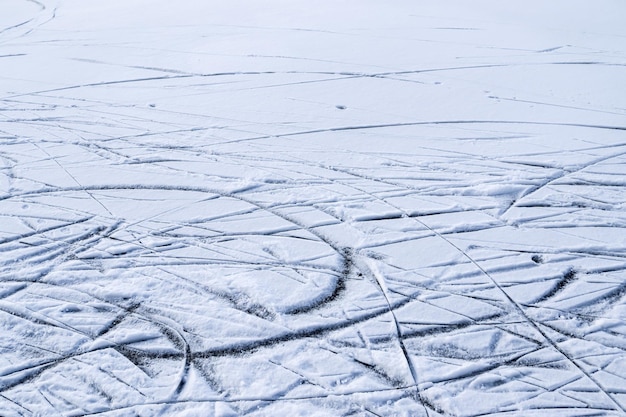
left=1, top=1, right=626, bottom=415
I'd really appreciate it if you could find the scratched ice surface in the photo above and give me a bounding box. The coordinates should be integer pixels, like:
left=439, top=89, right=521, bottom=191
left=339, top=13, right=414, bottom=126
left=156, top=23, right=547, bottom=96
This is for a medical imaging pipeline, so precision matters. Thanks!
left=1, top=1, right=626, bottom=416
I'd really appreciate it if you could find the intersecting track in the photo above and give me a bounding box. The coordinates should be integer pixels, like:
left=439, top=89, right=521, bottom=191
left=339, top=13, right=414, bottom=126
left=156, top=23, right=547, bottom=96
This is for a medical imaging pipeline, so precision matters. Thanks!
left=1, top=1, right=626, bottom=416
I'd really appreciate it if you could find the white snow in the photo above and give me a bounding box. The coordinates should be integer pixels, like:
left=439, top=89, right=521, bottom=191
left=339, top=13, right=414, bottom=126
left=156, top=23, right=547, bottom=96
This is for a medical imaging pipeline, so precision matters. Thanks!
left=1, top=0, right=626, bottom=415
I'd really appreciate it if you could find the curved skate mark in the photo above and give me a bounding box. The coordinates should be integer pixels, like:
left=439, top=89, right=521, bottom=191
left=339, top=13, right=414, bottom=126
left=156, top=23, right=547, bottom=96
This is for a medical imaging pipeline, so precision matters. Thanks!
left=206, top=119, right=626, bottom=148
left=69, top=385, right=428, bottom=417
left=0, top=0, right=57, bottom=42
left=134, top=307, right=192, bottom=399
left=6, top=60, right=614, bottom=100
left=0, top=184, right=352, bottom=305
left=61, top=190, right=348, bottom=317
left=0, top=184, right=223, bottom=202
left=0, top=184, right=408, bottom=393
left=3, top=70, right=354, bottom=100
left=0, top=1, right=40, bottom=35
left=282, top=248, right=348, bottom=315
left=24, top=0, right=45, bottom=8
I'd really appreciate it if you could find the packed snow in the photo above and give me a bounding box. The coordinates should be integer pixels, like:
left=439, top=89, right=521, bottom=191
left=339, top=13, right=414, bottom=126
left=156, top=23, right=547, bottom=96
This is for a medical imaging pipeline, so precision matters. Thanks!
left=1, top=1, right=626, bottom=416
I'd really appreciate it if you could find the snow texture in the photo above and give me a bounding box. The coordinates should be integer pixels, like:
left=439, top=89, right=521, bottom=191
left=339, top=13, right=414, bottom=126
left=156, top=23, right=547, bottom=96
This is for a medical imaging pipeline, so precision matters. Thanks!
left=1, top=1, right=626, bottom=416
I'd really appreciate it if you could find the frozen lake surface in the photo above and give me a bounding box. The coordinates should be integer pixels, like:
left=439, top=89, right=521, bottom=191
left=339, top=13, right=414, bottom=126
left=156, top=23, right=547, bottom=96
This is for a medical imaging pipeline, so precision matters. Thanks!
left=1, top=1, right=626, bottom=415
